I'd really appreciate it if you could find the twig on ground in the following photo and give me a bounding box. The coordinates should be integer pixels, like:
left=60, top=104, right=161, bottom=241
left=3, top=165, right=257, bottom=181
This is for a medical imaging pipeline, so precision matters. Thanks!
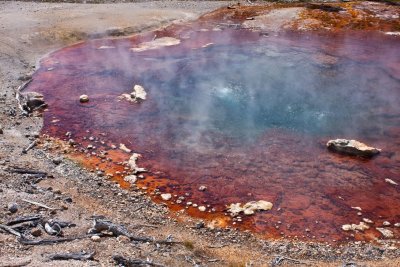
left=0, top=223, right=22, bottom=237
left=271, top=256, right=307, bottom=266
left=208, top=244, right=227, bottom=248
left=113, top=255, right=164, bottom=267
left=91, top=219, right=179, bottom=244
left=6, top=215, right=42, bottom=226
left=21, top=199, right=56, bottom=210
left=7, top=167, right=47, bottom=176
left=22, top=140, right=37, bottom=154
left=0, top=258, right=31, bottom=267
left=18, top=235, right=90, bottom=245
left=46, top=251, right=95, bottom=261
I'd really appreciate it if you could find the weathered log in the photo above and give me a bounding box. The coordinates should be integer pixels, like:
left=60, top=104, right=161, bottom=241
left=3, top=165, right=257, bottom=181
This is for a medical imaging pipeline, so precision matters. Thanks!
left=47, top=251, right=95, bottom=261
left=112, top=255, right=164, bottom=267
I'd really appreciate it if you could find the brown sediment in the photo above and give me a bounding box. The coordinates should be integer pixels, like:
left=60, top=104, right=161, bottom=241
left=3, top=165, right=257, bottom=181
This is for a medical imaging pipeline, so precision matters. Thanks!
left=26, top=3, right=400, bottom=244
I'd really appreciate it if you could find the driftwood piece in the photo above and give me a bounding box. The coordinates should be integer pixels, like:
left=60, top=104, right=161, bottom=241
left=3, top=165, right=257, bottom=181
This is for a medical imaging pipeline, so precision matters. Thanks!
left=47, top=251, right=95, bottom=261
left=6, top=215, right=42, bottom=226
left=113, top=255, right=164, bottom=267
left=0, top=223, right=22, bottom=237
left=21, top=199, right=56, bottom=210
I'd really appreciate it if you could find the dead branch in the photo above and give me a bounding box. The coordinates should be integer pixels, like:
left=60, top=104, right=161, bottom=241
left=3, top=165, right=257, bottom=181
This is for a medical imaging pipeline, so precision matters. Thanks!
left=92, top=219, right=179, bottom=244
left=7, top=167, right=47, bottom=176
left=113, top=255, right=164, bottom=267
left=22, top=140, right=37, bottom=154
left=15, top=79, right=32, bottom=114
left=271, top=256, right=306, bottom=267
left=21, top=199, right=56, bottom=210
left=0, top=223, right=22, bottom=237
left=47, top=251, right=95, bottom=261
left=0, top=258, right=31, bottom=267
left=6, top=215, right=42, bottom=226
left=18, top=235, right=89, bottom=245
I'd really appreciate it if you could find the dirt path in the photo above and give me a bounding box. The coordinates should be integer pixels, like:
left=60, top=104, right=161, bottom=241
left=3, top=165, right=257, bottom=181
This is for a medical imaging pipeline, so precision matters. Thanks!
left=0, top=1, right=399, bottom=266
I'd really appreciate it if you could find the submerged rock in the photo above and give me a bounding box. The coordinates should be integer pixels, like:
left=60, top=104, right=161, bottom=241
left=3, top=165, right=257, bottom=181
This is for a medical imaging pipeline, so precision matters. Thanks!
left=227, top=200, right=273, bottom=216
left=385, top=178, right=398, bottom=185
left=130, top=37, right=181, bottom=52
left=161, top=193, right=172, bottom=201
left=127, top=153, right=147, bottom=174
left=327, top=139, right=381, bottom=157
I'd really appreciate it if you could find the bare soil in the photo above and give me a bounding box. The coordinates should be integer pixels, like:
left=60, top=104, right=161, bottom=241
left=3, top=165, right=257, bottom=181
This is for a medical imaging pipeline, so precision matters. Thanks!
left=1, top=1, right=399, bottom=266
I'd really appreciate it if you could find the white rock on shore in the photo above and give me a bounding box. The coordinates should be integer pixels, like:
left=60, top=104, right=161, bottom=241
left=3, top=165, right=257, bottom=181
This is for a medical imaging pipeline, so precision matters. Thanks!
left=376, top=227, right=394, bottom=238
left=341, top=222, right=369, bottom=232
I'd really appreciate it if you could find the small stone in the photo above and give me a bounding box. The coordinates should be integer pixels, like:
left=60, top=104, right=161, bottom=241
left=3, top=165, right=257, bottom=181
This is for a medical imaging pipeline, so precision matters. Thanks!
left=198, top=185, right=207, bottom=191
left=376, top=228, right=394, bottom=238
left=161, top=193, right=172, bottom=201
left=124, top=175, right=137, bottom=184
left=198, top=206, right=206, bottom=212
left=52, top=157, right=62, bottom=165
left=79, top=95, right=89, bottom=103
left=64, top=197, right=73, bottom=203
left=195, top=221, right=205, bottom=229
left=31, top=228, right=42, bottom=237
left=385, top=178, right=398, bottom=185
left=342, top=224, right=352, bottom=231
left=119, top=143, right=131, bottom=153
left=394, top=223, right=400, bottom=228
left=0, top=126, right=3, bottom=134
left=8, top=203, right=18, bottom=213
left=351, top=206, right=362, bottom=211
left=383, top=221, right=391, bottom=226
left=363, top=218, right=374, bottom=224
left=117, top=235, right=131, bottom=243
left=91, top=235, right=101, bottom=242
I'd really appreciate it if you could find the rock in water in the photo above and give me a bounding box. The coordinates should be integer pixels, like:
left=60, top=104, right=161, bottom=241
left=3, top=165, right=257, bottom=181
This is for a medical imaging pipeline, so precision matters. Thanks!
left=130, top=37, right=181, bottom=52
left=227, top=200, right=273, bottom=216
left=326, top=139, right=381, bottom=157
left=79, top=95, right=89, bottom=103
left=131, top=85, right=147, bottom=102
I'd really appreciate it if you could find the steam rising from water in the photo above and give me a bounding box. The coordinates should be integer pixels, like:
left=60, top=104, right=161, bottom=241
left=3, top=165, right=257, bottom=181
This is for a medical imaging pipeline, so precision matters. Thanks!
left=28, top=27, right=400, bottom=241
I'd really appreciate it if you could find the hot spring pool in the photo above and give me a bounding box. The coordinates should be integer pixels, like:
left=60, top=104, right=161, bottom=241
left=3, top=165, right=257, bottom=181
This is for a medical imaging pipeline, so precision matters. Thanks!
left=26, top=19, right=400, bottom=242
